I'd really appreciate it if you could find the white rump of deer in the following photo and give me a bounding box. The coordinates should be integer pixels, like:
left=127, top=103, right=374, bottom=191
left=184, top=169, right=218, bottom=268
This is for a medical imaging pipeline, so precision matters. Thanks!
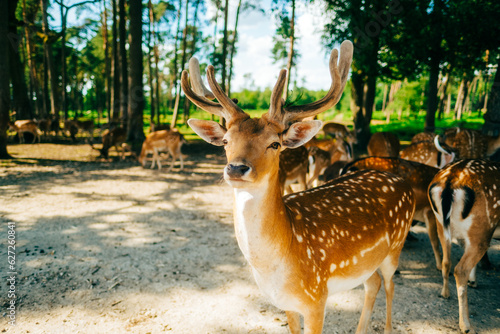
left=182, top=41, right=416, bottom=334
left=428, top=159, right=500, bottom=334
left=138, top=129, right=185, bottom=171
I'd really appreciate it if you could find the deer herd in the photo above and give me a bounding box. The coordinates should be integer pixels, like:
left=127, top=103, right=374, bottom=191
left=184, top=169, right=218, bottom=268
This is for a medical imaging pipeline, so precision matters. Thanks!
left=5, top=40, right=499, bottom=333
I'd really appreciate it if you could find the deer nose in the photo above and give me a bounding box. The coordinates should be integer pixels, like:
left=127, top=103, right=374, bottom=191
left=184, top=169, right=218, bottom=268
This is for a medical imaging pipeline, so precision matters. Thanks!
left=226, top=163, right=251, bottom=178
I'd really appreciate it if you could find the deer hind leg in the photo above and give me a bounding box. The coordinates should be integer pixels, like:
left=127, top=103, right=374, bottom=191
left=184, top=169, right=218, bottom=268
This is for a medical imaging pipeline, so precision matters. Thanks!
left=177, top=146, right=184, bottom=170
left=379, top=253, right=402, bottom=334
left=356, top=271, right=382, bottom=334
left=436, top=223, right=452, bottom=298
left=285, top=311, right=301, bottom=334
left=167, top=148, right=176, bottom=171
left=424, top=208, right=442, bottom=270
left=454, top=242, right=489, bottom=334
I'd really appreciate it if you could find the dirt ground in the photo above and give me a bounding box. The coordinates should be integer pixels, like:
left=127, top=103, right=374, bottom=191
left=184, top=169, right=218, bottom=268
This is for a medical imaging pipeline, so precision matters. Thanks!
left=0, top=141, right=499, bottom=334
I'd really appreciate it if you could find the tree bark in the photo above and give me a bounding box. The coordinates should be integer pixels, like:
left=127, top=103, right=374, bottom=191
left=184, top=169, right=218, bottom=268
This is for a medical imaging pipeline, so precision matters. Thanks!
left=119, top=0, right=128, bottom=124
left=227, top=0, right=242, bottom=97
left=111, top=0, right=120, bottom=121
left=41, top=0, right=59, bottom=120
left=483, top=57, right=500, bottom=136
left=126, top=0, right=145, bottom=153
left=171, top=0, right=189, bottom=128
left=9, top=0, right=32, bottom=120
left=102, top=0, right=111, bottom=122
left=221, top=0, right=229, bottom=91
left=425, top=54, right=440, bottom=132
left=0, top=0, right=12, bottom=158
left=148, top=0, right=155, bottom=123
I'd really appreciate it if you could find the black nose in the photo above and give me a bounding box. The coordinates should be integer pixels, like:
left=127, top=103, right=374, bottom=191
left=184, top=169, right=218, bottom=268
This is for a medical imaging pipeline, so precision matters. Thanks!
left=226, top=164, right=250, bottom=178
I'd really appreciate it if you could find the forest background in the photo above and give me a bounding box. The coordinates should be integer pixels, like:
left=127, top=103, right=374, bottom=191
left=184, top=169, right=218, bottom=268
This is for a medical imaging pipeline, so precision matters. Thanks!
left=1, top=0, right=500, bottom=157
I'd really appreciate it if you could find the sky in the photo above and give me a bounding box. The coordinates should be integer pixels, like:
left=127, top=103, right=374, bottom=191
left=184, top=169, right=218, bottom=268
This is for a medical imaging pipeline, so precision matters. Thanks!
left=51, top=0, right=335, bottom=92
left=213, top=0, right=334, bottom=91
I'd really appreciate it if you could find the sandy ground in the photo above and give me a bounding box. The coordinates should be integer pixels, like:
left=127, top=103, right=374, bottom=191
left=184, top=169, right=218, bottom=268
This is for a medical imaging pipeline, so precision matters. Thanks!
left=0, top=142, right=499, bottom=334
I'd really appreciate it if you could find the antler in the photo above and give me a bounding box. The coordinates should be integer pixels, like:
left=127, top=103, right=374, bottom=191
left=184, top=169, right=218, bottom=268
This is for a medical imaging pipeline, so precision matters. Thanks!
left=269, top=40, right=353, bottom=126
left=181, top=57, right=245, bottom=122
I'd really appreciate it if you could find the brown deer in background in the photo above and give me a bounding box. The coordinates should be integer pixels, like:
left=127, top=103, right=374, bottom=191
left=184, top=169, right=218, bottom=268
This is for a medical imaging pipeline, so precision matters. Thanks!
left=8, top=120, right=40, bottom=143
left=367, top=132, right=400, bottom=157
left=183, top=42, right=416, bottom=334
left=138, top=129, right=185, bottom=171
left=428, top=159, right=500, bottom=334
left=400, top=136, right=455, bottom=168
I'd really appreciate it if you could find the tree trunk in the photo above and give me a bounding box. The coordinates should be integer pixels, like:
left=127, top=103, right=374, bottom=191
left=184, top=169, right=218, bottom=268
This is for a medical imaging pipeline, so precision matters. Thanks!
left=41, top=0, right=59, bottom=120
left=111, top=0, right=120, bottom=121
left=102, top=0, right=111, bottom=122
left=221, top=0, right=229, bottom=91
left=437, top=72, right=449, bottom=120
left=60, top=1, right=69, bottom=119
left=425, top=54, right=440, bottom=132
left=0, top=0, right=12, bottom=158
left=126, top=0, right=145, bottom=153
left=23, top=0, right=41, bottom=117
left=171, top=0, right=189, bottom=128
left=147, top=0, right=155, bottom=123
left=483, top=57, right=500, bottom=136
left=227, top=0, right=242, bottom=97
left=119, top=0, right=128, bottom=124
left=9, top=0, right=32, bottom=120
left=283, top=0, right=295, bottom=101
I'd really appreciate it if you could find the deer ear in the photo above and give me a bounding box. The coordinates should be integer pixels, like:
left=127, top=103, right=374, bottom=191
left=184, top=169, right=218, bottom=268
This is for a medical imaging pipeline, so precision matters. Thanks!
left=282, top=120, right=322, bottom=148
left=188, top=119, right=227, bottom=146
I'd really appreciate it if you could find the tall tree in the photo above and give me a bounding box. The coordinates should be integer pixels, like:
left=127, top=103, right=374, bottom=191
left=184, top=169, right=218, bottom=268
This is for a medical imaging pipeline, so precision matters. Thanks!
left=111, top=0, right=120, bottom=121
left=118, top=0, right=128, bottom=124
left=9, top=0, right=32, bottom=120
left=102, top=0, right=111, bottom=121
left=220, top=0, right=229, bottom=91
left=126, top=0, right=145, bottom=152
left=171, top=0, right=189, bottom=127
left=0, top=0, right=12, bottom=158
left=41, top=0, right=59, bottom=120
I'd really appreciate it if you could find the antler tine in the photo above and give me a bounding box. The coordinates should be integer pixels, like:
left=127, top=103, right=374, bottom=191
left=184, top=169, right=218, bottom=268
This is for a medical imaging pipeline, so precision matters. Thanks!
left=188, top=57, right=216, bottom=100
left=282, top=40, right=353, bottom=124
left=206, top=65, right=245, bottom=120
left=268, top=69, right=287, bottom=122
left=181, top=70, right=226, bottom=118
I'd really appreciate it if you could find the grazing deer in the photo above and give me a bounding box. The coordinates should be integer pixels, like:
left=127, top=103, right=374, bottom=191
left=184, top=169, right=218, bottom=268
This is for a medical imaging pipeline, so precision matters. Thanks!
left=37, top=118, right=52, bottom=141
left=399, top=136, right=455, bottom=168
left=138, top=129, right=185, bottom=171
left=428, top=159, right=500, bottom=334
left=98, top=127, right=128, bottom=159
left=64, top=119, right=94, bottom=143
left=8, top=120, right=40, bottom=143
left=367, top=132, right=400, bottom=157
left=322, top=122, right=357, bottom=154
left=306, top=137, right=353, bottom=164
left=183, top=42, right=416, bottom=334
left=279, top=146, right=310, bottom=194
left=341, top=157, right=442, bottom=270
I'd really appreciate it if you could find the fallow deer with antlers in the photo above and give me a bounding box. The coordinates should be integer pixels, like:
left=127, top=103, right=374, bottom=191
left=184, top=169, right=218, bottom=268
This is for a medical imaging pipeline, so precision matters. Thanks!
left=182, top=41, right=416, bottom=334
left=428, top=159, right=500, bottom=334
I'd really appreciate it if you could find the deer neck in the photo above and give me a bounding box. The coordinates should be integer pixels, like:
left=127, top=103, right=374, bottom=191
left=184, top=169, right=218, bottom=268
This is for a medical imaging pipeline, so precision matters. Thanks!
left=232, top=173, right=291, bottom=270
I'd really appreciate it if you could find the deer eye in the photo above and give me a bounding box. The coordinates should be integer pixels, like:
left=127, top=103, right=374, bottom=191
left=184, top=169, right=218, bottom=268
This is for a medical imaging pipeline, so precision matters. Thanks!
left=222, top=139, right=228, bottom=145
left=268, top=142, right=281, bottom=150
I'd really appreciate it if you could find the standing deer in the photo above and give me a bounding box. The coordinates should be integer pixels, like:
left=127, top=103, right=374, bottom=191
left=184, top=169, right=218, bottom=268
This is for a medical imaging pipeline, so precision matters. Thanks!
left=399, top=136, right=455, bottom=168
left=8, top=120, right=40, bottom=143
left=182, top=42, right=416, bottom=334
left=138, top=129, right=185, bottom=171
left=428, top=159, right=500, bottom=334
left=279, top=146, right=309, bottom=194
left=98, top=127, right=128, bottom=159
left=341, top=157, right=442, bottom=270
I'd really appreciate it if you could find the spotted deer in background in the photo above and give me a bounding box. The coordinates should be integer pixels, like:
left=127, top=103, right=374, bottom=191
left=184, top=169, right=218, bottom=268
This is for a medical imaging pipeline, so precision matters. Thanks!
left=428, top=159, right=500, bottom=334
left=182, top=41, right=416, bottom=334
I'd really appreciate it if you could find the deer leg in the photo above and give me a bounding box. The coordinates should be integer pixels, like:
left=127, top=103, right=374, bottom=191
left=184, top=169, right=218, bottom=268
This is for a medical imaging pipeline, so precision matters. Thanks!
left=424, top=209, right=442, bottom=270
left=379, top=254, right=400, bottom=334
left=303, top=303, right=326, bottom=334
left=168, top=148, right=175, bottom=171
left=454, top=242, right=488, bottom=334
left=285, top=311, right=301, bottom=334
left=151, top=149, right=158, bottom=169
left=178, top=147, right=184, bottom=170
left=356, top=271, right=382, bottom=334
left=437, top=223, right=452, bottom=298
